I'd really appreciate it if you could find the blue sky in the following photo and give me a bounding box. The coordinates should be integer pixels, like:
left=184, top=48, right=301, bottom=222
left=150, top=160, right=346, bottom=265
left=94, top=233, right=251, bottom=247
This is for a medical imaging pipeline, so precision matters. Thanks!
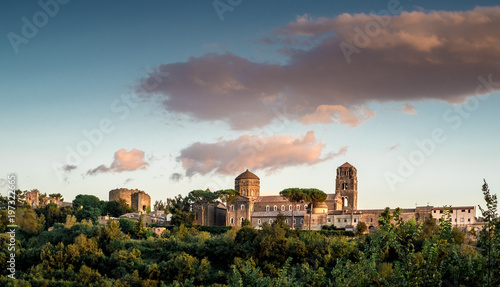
left=1, top=0, right=499, bottom=212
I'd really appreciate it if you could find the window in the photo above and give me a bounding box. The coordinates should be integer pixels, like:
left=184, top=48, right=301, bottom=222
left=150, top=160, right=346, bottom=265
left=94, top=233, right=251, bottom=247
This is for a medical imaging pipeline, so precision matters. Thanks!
left=344, top=219, right=347, bottom=223
left=343, top=197, right=348, bottom=207
left=266, top=205, right=270, bottom=211
left=274, top=205, right=277, bottom=211
left=462, top=209, right=465, bottom=213
left=440, top=210, right=443, bottom=214
left=454, top=218, right=457, bottom=222
left=296, top=205, right=300, bottom=211
left=230, top=217, right=234, bottom=224
left=269, top=219, right=273, bottom=224
left=304, top=204, right=308, bottom=209
left=337, top=219, right=340, bottom=223
left=468, top=210, right=471, bottom=213
left=300, top=219, right=304, bottom=224
left=433, top=210, right=436, bottom=213
left=258, top=219, right=261, bottom=224
left=285, top=219, right=288, bottom=224
left=328, top=218, right=331, bottom=223
left=281, top=205, right=285, bottom=211
left=370, top=218, right=373, bottom=223
left=461, top=218, right=464, bottom=222
left=289, top=205, right=292, bottom=211
left=241, top=217, right=244, bottom=225
left=354, top=219, right=357, bottom=223
left=468, top=218, right=471, bottom=222
left=230, top=205, right=235, bottom=211
left=449, top=218, right=452, bottom=222
left=241, top=204, right=245, bottom=210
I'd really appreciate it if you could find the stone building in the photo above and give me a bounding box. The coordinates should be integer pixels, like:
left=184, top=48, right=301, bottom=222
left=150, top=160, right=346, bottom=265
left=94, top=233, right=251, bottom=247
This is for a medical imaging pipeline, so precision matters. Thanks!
left=217, top=162, right=476, bottom=231
left=109, top=188, right=151, bottom=213
left=24, top=189, right=71, bottom=209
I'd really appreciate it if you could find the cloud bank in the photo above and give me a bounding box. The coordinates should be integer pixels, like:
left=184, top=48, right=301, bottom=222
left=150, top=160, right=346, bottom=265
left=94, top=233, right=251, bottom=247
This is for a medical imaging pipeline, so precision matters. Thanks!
left=138, top=6, right=500, bottom=130
left=176, top=131, right=347, bottom=177
left=87, top=148, right=149, bottom=175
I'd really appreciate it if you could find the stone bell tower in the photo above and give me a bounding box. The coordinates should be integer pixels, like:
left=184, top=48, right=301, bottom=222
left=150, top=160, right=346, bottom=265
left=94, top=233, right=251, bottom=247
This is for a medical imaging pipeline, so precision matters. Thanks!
left=334, top=162, right=358, bottom=212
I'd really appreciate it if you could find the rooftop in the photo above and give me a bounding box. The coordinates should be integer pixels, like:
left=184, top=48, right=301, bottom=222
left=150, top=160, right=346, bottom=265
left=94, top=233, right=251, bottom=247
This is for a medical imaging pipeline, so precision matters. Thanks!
left=236, top=169, right=260, bottom=180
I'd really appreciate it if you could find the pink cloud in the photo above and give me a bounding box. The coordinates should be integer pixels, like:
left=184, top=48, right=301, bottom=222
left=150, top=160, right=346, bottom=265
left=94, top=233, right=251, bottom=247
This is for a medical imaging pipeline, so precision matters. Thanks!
left=138, top=6, right=500, bottom=130
left=300, top=105, right=375, bottom=126
left=401, top=103, right=417, bottom=115
left=177, top=131, right=347, bottom=177
left=87, top=148, right=149, bottom=175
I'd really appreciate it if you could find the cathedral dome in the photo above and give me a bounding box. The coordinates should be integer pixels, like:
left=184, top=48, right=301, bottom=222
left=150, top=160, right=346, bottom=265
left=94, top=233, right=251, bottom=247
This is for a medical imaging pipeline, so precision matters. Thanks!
left=236, top=169, right=259, bottom=180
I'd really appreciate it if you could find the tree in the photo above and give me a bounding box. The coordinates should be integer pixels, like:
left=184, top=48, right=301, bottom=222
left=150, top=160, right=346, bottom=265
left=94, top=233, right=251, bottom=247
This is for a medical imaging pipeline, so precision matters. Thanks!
left=478, top=179, right=499, bottom=286
left=280, top=188, right=305, bottom=229
left=73, top=195, right=104, bottom=224
left=103, top=199, right=134, bottom=217
left=48, top=193, right=63, bottom=201
left=169, top=194, right=195, bottom=226
left=302, top=188, right=327, bottom=230
left=188, top=189, right=218, bottom=226
left=356, top=221, right=368, bottom=235
left=217, top=189, right=240, bottom=226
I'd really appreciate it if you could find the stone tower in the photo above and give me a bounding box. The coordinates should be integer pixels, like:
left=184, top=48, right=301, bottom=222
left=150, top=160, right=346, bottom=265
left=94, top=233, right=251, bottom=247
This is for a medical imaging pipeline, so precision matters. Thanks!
left=334, top=162, right=358, bottom=212
left=235, top=169, right=260, bottom=199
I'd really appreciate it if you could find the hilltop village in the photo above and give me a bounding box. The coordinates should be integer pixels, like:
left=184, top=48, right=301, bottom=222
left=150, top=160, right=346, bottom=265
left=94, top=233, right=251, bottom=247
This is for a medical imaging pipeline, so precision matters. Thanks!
left=24, top=162, right=480, bottom=233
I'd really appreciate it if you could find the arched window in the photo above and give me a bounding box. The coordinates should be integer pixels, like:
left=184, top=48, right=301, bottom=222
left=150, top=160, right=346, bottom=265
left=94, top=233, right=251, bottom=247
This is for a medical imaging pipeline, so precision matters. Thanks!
left=289, top=205, right=292, bottom=211
left=230, top=217, right=234, bottom=224
left=258, top=219, right=261, bottom=225
left=240, top=217, right=245, bottom=225
left=285, top=219, right=288, bottom=224
left=343, top=197, right=348, bottom=207
left=304, top=204, right=308, bottom=209
left=269, top=219, right=273, bottom=224
left=266, top=205, right=270, bottom=211
left=230, top=205, right=235, bottom=211
left=241, top=204, right=245, bottom=210
left=281, top=205, right=285, bottom=211
left=300, top=219, right=304, bottom=224
left=296, top=204, right=300, bottom=211
left=273, top=205, right=277, bottom=211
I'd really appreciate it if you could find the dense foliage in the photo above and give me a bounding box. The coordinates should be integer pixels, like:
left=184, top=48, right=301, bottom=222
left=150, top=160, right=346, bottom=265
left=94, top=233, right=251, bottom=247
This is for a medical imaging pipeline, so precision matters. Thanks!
left=0, top=183, right=498, bottom=286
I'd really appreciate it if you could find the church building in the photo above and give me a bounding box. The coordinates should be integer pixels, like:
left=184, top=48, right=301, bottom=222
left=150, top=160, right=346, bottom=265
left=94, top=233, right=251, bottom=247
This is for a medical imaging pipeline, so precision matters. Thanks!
left=198, top=162, right=476, bottom=231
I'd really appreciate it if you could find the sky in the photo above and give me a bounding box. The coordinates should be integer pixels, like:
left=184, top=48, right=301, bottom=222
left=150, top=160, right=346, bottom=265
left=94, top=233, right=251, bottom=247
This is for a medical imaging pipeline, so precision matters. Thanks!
left=1, top=0, right=499, bottom=213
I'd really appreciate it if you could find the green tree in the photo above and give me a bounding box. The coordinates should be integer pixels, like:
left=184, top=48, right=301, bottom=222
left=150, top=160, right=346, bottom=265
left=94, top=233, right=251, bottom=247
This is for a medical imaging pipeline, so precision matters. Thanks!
left=478, top=179, right=499, bottom=286
left=356, top=221, right=368, bottom=235
left=302, top=188, right=327, bottom=230
left=17, top=209, right=44, bottom=235
left=48, top=193, right=63, bottom=201
left=73, top=194, right=104, bottom=223
left=280, top=188, right=305, bottom=229
left=119, top=218, right=135, bottom=235
left=188, top=189, right=218, bottom=226
left=217, top=189, right=240, bottom=226
left=169, top=194, right=195, bottom=226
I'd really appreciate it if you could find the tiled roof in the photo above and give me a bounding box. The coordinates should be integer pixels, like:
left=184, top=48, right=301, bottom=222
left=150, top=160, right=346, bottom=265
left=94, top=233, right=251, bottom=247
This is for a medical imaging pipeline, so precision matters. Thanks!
left=236, top=169, right=259, bottom=180
left=340, top=162, right=354, bottom=168
left=255, top=195, right=291, bottom=203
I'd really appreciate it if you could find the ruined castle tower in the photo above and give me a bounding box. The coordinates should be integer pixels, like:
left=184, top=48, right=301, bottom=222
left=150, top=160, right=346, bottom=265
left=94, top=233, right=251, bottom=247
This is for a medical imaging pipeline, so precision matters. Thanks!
left=334, top=162, right=358, bottom=212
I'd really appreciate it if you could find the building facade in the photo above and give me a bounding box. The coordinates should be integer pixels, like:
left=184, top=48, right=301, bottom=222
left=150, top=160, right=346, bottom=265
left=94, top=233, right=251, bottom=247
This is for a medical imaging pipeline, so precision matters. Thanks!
left=219, top=163, right=476, bottom=231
